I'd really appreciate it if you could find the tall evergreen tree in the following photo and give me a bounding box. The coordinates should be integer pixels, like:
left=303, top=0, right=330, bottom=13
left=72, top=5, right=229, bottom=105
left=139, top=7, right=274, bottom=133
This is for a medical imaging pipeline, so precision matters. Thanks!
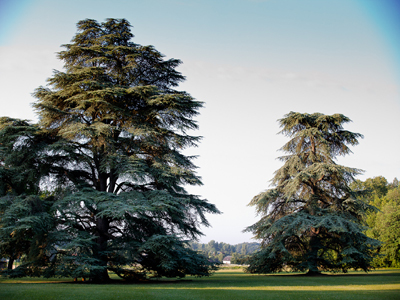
left=0, top=118, right=55, bottom=272
left=246, top=112, right=379, bottom=275
left=1, top=19, right=219, bottom=282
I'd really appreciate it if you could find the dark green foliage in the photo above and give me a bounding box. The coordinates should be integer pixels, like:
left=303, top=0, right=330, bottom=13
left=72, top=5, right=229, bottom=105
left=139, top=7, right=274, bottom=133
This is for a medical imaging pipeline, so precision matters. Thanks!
left=0, top=118, right=51, bottom=196
left=0, top=18, right=219, bottom=281
left=0, top=118, right=56, bottom=272
left=0, top=194, right=54, bottom=275
left=246, top=112, right=380, bottom=274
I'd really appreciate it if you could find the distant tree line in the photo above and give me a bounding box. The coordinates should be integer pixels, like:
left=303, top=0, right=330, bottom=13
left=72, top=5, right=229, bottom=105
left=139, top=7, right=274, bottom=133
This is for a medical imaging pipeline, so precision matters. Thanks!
left=189, top=241, right=260, bottom=264
left=351, top=176, right=400, bottom=268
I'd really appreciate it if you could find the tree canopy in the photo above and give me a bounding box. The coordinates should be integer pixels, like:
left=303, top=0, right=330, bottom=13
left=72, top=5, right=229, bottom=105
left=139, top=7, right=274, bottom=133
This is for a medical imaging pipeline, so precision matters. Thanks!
left=352, top=177, right=400, bottom=267
left=0, top=18, right=219, bottom=282
left=246, top=112, right=380, bottom=275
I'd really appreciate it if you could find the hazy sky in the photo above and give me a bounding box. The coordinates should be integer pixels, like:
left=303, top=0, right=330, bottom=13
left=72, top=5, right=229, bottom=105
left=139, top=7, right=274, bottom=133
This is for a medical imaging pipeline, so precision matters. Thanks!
left=1, top=0, right=399, bottom=244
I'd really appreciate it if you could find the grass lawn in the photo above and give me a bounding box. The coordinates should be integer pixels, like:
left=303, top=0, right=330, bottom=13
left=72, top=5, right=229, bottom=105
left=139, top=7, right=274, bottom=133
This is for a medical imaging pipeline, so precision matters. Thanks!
left=1, top=268, right=399, bottom=300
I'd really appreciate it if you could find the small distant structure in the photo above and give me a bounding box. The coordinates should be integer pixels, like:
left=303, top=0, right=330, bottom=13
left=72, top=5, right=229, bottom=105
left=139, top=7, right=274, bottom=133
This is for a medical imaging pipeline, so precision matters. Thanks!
left=222, top=256, right=232, bottom=265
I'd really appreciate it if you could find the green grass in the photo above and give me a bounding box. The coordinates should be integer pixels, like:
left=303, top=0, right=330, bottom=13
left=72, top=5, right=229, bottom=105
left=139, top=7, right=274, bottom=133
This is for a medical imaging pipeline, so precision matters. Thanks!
left=1, top=269, right=399, bottom=300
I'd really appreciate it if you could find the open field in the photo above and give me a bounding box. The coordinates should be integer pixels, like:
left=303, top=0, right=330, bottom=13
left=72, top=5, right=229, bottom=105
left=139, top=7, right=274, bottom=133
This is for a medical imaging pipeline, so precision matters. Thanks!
left=1, top=268, right=399, bottom=300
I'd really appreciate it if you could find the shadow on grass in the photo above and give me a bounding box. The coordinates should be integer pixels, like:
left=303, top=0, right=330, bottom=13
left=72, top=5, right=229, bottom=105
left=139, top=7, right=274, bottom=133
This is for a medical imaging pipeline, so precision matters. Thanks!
left=2, top=269, right=399, bottom=287
left=61, top=279, right=194, bottom=285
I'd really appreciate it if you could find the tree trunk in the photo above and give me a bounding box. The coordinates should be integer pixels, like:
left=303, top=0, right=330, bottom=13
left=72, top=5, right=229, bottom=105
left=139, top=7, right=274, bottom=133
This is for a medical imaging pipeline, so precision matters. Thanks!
left=90, top=263, right=110, bottom=282
left=7, top=257, right=15, bottom=270
left=91, top=217, right=110, bottom=282
left=307, top=233, right=321, bottom=275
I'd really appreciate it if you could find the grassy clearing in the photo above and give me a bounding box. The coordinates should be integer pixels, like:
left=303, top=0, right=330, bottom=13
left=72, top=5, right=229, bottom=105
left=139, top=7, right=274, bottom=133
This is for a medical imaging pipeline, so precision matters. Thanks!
left=1, top=269, right=399, bottom=300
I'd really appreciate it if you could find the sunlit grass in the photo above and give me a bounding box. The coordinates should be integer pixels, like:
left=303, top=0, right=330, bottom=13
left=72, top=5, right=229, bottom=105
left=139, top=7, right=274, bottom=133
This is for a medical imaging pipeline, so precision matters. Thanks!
left=1, top=268, right=399, bottom=300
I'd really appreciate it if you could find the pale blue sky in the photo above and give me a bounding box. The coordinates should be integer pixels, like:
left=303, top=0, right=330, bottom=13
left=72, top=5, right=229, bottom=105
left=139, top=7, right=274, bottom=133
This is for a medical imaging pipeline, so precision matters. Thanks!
left=0, top=0, right=399, bottom=244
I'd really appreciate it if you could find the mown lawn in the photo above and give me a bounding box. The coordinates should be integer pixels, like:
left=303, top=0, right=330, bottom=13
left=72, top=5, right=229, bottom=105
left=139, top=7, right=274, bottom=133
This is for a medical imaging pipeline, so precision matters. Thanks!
left=1, top=268, right=399, bottom=300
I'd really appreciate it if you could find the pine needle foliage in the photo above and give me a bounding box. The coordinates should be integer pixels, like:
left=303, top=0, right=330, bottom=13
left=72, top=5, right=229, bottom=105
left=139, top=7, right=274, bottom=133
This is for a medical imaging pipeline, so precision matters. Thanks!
left=0, top=19, right=219, bottom=282
left=245, top=112, right=380, bottom=275
left=0, top=117, right=56, bottom=272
